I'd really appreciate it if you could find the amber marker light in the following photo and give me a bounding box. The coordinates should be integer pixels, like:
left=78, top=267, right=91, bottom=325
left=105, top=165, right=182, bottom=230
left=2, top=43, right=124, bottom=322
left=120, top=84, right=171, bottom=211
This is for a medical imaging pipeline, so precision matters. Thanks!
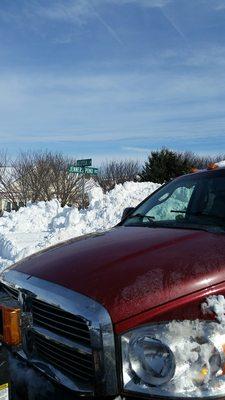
left=190, top=167, right=199, bottom=173
left=207, top=163, right=219, bottom=170
left=0, top=306, right=21, bottom=346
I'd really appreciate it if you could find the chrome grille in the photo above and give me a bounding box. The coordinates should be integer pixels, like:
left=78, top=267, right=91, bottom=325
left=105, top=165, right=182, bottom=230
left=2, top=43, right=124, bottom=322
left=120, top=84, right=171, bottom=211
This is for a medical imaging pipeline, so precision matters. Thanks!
left=3, top=285, right=91, bottom=345
left=3, top=285, right=18, bottom=300
left=1, top=283, right=94, bottom=385
left=32, top=298, right=91, bottom=346
left=1, top=271, right=117, bottom=396
left=33, top=332, right=94, bottom=382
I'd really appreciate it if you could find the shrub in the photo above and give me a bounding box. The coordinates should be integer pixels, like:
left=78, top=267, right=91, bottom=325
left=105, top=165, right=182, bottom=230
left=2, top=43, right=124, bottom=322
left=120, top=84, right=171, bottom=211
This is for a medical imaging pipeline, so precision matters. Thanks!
left=141, top=148, right=193, bottom=183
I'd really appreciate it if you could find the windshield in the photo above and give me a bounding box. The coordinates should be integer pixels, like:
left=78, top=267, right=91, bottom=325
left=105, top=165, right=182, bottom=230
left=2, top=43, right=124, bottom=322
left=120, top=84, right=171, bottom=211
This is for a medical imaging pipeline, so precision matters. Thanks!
left=123, top=172, right=225, bottom=233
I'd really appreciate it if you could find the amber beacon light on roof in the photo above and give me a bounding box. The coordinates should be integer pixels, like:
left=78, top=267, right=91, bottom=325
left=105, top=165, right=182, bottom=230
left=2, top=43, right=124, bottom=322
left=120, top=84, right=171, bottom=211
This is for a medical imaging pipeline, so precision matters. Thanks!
left=207, top=163, right=219, bottom=170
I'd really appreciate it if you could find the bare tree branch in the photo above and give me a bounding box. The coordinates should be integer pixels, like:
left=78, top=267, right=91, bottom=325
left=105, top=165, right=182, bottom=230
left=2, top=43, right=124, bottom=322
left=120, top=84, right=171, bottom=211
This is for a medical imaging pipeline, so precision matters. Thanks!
left=97, top=160, right=140, bottom=192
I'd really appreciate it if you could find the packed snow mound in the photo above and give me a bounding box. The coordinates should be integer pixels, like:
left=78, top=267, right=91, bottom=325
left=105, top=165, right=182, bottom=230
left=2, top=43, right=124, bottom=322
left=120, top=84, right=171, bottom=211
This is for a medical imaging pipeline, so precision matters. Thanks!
left=216, top=160, right=225, bottom=168
left=0, top=181, right=160, bottom=272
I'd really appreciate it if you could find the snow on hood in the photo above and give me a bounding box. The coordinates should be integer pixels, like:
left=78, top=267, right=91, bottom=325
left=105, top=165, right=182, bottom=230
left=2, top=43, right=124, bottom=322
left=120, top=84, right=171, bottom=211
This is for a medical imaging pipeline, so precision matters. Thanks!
left=0, top=181, right=160, bottom=272
left=202, top=295, right=225, bottom=323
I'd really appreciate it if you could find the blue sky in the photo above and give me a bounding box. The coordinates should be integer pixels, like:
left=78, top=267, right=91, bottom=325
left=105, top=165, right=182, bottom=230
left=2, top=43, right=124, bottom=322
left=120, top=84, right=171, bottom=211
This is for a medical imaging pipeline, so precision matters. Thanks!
left=0, top=0, right=225, bottom=164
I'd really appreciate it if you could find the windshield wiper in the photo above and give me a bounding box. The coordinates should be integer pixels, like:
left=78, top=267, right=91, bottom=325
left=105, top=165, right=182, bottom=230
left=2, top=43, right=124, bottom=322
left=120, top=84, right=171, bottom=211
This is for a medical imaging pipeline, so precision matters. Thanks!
left=170, top=210, right=225, bottom=232
left=171, top=210, right=225, bottom=222
left=126, top=213, right=156, bottom=223
left=171, top=210, right=186, bottom=214
left=190, top=212, right=225, bottom=222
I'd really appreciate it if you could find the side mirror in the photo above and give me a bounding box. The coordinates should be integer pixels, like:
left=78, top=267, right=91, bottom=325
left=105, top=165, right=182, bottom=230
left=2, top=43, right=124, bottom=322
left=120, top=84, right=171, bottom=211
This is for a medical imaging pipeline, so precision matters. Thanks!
left=121, top=207, right=134, bottom=220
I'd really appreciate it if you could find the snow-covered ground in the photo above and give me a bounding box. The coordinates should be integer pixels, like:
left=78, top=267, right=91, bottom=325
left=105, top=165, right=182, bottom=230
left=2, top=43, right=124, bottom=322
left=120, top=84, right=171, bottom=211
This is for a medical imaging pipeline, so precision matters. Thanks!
left=0, top=181, right=160, bottom=272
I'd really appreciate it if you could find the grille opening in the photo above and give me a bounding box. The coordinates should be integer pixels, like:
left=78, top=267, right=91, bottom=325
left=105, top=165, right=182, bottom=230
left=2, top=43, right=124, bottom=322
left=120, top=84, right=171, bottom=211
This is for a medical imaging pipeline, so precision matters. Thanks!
left=3, top=284, right=91, bottom=346
left=32, top=299, right=88, bottom=326
left=3, top=285, right=18, bottom=300
left=32, top=298, right=91, bottom=346
left=34, top=333, right=94, bottom=383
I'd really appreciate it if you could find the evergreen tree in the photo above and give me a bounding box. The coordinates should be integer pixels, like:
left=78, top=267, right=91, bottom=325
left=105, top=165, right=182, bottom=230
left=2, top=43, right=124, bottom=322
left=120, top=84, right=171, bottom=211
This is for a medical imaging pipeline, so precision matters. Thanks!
left=141, top=148, right=193, bottom=183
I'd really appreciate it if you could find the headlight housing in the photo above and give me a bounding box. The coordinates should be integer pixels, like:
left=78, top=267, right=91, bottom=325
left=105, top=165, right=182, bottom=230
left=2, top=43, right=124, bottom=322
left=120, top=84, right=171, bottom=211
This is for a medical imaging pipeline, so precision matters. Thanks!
left=121, top=321, right=225, bottom=398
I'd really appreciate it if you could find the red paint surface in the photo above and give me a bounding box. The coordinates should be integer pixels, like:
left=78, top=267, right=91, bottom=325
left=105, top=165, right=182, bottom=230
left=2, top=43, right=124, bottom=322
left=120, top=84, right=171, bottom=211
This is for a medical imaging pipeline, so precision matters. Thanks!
left=13, top=226, right=225, bottom=329
left=115, top=281, right=225, bottom=333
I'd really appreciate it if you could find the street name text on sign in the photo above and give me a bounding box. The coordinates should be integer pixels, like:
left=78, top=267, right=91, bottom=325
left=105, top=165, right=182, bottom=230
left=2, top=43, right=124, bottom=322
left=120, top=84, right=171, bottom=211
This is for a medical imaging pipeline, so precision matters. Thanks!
left=84, top=167, right=98, bottom=175
left=67, top=165, right=98, bottom=175
left=68, top=159, right=98, bottom=176
left=68, top=166, right=84, bottom=174
left=77, top=159, right=92, bottom=167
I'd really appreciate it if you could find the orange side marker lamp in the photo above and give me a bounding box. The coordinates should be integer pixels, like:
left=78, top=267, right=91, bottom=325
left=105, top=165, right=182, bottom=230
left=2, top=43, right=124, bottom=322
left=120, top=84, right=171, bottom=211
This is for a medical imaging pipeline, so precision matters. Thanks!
left=0, top=306, right=21, bottom=346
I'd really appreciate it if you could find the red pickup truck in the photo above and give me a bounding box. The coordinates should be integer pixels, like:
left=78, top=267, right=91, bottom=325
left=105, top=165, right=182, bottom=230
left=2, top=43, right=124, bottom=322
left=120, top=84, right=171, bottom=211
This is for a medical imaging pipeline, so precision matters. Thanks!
left=1, top=166, right=225, bottom=399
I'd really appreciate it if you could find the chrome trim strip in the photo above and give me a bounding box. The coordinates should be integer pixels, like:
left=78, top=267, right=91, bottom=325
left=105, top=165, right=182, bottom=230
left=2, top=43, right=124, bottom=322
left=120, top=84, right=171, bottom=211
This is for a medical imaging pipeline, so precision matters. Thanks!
left=33, top=325, right=92, bottom=355
left=1, top=269, right=118, bottom=396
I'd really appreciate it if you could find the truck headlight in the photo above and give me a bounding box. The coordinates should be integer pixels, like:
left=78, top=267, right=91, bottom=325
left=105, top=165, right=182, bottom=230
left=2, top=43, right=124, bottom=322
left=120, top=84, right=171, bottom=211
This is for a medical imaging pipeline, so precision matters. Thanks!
left=121, top=321, right=225, bottom=398
left=129, top=336, right=175, bottom=386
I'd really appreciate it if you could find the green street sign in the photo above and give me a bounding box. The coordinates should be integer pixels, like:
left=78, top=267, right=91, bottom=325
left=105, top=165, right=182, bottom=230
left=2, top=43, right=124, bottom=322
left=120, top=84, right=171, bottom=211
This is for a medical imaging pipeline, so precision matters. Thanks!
left=68, top=164, right=98, bottom=175
left=84, top=167, right=98, bottom=175
left=68, top=166, right=84, bottom=174
left=77, top=159, right=92, bottom=167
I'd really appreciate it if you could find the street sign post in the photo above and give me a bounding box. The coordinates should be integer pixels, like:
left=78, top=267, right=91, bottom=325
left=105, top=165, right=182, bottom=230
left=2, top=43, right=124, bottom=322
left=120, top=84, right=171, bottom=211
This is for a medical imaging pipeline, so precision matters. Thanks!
left=68, top=159, right=98, bottom=208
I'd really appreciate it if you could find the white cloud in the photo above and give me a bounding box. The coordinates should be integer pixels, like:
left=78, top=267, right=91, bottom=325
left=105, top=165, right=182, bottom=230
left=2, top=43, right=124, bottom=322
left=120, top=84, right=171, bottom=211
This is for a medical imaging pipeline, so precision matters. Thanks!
left=37, top=0, right=173, bottom=45
left=31, top=0, right=171, bottom=22
left=214, top=1, right=225, bottom=10
left=0, top=0, right=171, bottom=25
left=0, top=63, right=224, bottom=145
left=112, top=0, right=171, bottom=7
left=26, top=0, right=124, bottom=44
left=0, top=133, right=121, bottom=143
left=123, top=146, right=152, bottom=153
left=32, top=0, right=92, bottom=23
left=0, top=0, right=171, bottom=45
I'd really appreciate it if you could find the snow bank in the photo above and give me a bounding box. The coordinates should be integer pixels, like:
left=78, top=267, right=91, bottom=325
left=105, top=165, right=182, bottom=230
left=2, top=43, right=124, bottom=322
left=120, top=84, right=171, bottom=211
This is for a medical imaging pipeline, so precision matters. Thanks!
left=0, top=181, right=160, bottom=272
left=216, top=160, right=225, bottom=168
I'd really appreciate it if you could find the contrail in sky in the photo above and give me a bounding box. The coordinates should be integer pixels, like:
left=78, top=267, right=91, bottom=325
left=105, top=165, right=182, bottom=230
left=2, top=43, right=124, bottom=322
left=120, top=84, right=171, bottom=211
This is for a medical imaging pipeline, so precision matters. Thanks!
left=160, top=8, right=190, bottom=48
left=90, top=1, right=124, bottom=46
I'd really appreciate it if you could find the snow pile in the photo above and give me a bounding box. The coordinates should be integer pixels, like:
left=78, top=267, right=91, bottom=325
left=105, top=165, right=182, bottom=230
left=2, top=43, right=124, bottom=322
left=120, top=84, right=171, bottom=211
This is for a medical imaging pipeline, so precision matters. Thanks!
left=216, top=160, right=225, bottom=168
left=0, top=181, right=160, bottom=272
left=202, top=295, right=225, bottom=323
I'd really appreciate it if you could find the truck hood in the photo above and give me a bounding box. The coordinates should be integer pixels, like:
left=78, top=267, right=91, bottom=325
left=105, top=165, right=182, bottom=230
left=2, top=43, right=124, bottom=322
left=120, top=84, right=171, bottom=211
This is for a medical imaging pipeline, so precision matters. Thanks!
left=11, top=226, right=225, bottom=324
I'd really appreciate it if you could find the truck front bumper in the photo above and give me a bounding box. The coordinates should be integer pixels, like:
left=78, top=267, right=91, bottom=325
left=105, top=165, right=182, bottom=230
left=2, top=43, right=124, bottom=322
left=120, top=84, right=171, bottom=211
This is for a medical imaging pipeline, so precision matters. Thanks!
left=8, top=350, right=122, bottom=400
